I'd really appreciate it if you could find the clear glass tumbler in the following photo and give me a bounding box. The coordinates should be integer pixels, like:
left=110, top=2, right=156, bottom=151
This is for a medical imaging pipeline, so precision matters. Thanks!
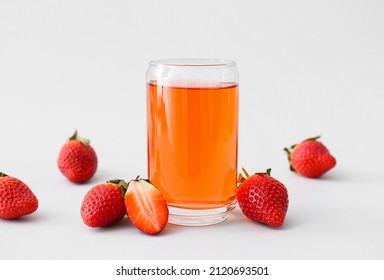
left=146, top=58, right=239, bottom=226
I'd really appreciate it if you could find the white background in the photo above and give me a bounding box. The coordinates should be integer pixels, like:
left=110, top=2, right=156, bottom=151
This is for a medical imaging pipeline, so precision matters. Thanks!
left=0, top=0, right=383, bottom=260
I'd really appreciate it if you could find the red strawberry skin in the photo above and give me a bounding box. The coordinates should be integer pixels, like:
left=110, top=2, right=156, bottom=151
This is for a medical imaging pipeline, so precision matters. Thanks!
left=0, top=176, right=38, bottom=220
left=81, top=183, right=126, bottom=227
left=125, top=179, right=169, bottom=235
left=237, top=173, right=288, bottom=227
left=290, top=140, right=336, bottom=178
left=58, top=140, right=98, bottom=183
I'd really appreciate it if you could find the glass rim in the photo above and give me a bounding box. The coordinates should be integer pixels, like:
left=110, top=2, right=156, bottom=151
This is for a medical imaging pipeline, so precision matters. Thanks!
left=149, top=58, right=236, bottom=67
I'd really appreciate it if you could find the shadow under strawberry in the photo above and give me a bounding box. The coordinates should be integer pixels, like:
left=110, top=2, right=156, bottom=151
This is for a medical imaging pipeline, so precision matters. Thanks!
left=90, top=217, right=133, bottom=233
left=0, top=212, right=46, bottom=224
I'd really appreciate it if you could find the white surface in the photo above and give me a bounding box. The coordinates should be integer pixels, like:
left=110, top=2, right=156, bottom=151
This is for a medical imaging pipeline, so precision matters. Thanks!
left=0, top=0, right=383, bottom=260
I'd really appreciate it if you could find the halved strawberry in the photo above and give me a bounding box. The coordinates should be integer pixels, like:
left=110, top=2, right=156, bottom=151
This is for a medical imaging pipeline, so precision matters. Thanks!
left=124, top=177, right=169, bottom=235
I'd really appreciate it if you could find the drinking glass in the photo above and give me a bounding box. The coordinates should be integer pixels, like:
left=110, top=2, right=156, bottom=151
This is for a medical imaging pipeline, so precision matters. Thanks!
left=146, top=58, right=239, bottom=226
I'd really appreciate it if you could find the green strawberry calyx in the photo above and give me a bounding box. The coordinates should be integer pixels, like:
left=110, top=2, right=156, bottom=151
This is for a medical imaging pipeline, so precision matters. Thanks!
left=284, top=135, right=321, bottom=172
left=283, top=147, right=295, bottom=172
left=285, top=135, right=321, bottom=152
left=0, top=172, right=8, bottom=177
left=304, top=135, right=321, bottom=142
left=68, top=130, right=91, bottom=146
left=107, top=179, right=128, bottom=198
left=238, top=167, right=272, bottom=184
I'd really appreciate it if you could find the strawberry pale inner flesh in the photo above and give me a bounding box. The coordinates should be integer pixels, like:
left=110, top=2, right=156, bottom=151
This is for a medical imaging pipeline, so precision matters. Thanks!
left=125, top=180, right=168, bottom=234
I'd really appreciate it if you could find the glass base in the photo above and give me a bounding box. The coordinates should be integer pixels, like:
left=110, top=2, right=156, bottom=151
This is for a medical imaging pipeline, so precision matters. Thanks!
left=168, top=201, right=237, bottom=226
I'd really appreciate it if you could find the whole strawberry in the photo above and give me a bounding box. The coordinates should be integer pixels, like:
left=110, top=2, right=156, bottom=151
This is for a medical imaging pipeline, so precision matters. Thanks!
left=284, top=136, right=336, bottom=178
left=237, top=168, right=288, bottom=227
left=57, top=130, right=98, bottom=183
left=0, top=172, right=38, bottom=220
left=81, top=180, right=127, bottom=227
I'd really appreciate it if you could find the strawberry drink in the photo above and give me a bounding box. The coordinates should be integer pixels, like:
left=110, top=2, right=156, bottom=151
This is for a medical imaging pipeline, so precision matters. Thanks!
left=146, top=59, right=239, bottom=226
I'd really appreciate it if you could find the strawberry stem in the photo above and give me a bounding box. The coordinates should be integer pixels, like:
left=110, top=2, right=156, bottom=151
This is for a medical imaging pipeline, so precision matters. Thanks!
left=0, top=172, right=8, bottom=177
left=68, top=130, right=91, bottom=146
